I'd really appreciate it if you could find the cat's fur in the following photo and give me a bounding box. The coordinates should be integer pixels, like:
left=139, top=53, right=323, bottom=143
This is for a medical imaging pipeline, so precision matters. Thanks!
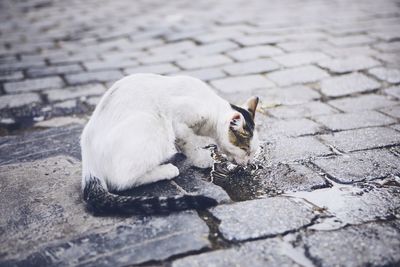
left=81, top=73, right=259, bottom=215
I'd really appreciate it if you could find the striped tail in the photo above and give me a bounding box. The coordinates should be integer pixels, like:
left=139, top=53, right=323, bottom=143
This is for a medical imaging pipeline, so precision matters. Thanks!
left=83, top=176, right=218, bottom=215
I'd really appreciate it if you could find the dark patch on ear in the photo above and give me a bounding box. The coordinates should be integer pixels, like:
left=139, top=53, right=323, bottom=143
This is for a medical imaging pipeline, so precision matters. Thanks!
left=230, top=104, right=255, bottom=133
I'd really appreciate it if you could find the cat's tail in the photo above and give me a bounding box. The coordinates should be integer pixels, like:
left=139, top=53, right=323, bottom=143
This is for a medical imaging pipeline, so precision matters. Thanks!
left=83, top=176, right=218, bottom=215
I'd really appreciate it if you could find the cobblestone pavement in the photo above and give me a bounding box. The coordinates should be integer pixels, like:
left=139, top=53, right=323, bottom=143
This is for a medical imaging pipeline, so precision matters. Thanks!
left=1, top=0, right=400, bottom=266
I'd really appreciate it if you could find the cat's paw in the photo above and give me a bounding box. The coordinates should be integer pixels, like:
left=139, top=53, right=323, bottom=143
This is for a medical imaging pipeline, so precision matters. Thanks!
left=189, top=148, right=213, bottom=169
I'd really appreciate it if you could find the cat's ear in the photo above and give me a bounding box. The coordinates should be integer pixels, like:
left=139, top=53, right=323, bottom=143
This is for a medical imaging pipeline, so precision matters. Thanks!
left=229, top=113, right=243, bottom=131
left=243, top=96, right=259, bottom=119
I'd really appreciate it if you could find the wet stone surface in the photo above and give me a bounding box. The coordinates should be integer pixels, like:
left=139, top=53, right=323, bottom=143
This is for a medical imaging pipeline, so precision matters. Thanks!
left=0, top=156, right=211, bottom=266
left=1, top=0, right=400, bottom=266
left=211, top=197, right=316, bottom=241
left=303, top=221, right=400, bottom=267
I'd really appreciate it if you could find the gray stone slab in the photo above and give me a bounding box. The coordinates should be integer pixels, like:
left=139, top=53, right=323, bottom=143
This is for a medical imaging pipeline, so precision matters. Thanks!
left=0, top=70, right=24, bottom=81
left=313, top=149, right=400, bottom=183
left=124, top=63, right=180, bottom=75
left=218, top=85, right=320, bottom=108
left=210, top=197, right=315, bottom=241
left=268, top=101, right=338, bottom=119
left=0, top=157, right=210, bottom=266
left=175, top=68, right=226, bottom=81
left=4, top=77, right=65, bottom=93
left=259, top=137, right=331, bottom=163
left=313, top=110, right=396, bottom=131
left=384, top=85, right=400, bottom=99
left=176, top=55, right=232, bottom=70
left=211, top=75, right=274, bottom=93
left=185, top=41, right=239, bottom=56
left=267, top=66, right=329, bottom=86
left=368, top=67, right=400, bottom=84
left=329, top=35, right=376, bottom=47
left=318, top=56, right=380, bottom=74
left=227, top=45, right=284, bottom=61
left=223, top=59, right=280, bottom=76
left=380, top=105, right=400, bottom=119
left=65, top=70, right=123, bottom=85
left=320, top=127, right=400, bottom=152
left=303, top=222, right=400, bottom=267
left=273, top=51, right=329, bottom=67
left=173, top=238, right=300, bottom=267
left=328, top=94, right=398, bottom=112
left=26, top=64, right=83, bottom=78
left=45, top=83, right=107, bottom=102
left=258, top=117, right=323, bottom=139
left=320, top=72, right=380, bottom=97
left=0, top=93, right=42, bottom=110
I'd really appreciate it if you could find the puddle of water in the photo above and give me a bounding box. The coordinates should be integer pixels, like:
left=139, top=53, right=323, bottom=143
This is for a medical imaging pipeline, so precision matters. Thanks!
left=286, top=177, right=400, bottom=230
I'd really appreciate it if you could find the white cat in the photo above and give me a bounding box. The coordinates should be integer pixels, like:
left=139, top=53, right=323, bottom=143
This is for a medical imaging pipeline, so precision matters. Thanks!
left=81, top=73, right=259, bottom=214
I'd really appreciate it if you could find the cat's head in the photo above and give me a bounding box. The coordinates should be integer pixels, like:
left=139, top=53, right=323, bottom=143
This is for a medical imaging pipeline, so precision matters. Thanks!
left=218, top=96, right=259, bottom=165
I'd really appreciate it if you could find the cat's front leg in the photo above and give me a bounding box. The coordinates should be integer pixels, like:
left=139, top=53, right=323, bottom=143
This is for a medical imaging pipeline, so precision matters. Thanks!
left=175, top=124, right=214, bottom=169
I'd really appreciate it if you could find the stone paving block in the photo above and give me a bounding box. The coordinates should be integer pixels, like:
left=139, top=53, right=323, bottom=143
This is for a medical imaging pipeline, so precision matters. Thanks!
left=273, top=51, right=329, bottom=67
left=380, top=105, right=400, bottom=119
left=267, top=66, right=329, bottom=86
left=313, top=110, right=396, bottom=131
left=210, top=197, right=315, bottom=241
left=0, top=157, right=210, bottom=266
left=368, top=67, right=400, bottom=84
left=175, top=68, right=226, bottom=81
left=148, top=40, right=196, bottom=54
left=374, top=41, right=400, bottom=52
left=322, top=46, right=377, bottom=57
left=185, top=41, right=239, bottom=56
left=4, top=76, right=65, bottom=93
left=176, top=55, right=233, bottom=70
left=329, top=35, right=376, bottom=47
left=314, top=149, right=400, bottom=183
left=320, top=127, right=400, bottom=152
left=318, top=55, right=380, bottom=74
left=227, top=45, right=284, bottom=61
left=303, top=222, right=400, bottom=267
left=0, top=70, right=23, bottom=81
left=383, top=85, right=400, bottom=100
left=173, top=238, right=300, bottom=267
left=277, top=40, right=332, bottom=52
left=374, top=52, right=400, bottom=67
left=45, top=83, right=107, bottom=102
left=84, top=59, right=139, bottom=71
left=259, top=118, right=323, bottom=139
left=211, top=75, right=274, bottom=93
left=124, top=63, right=180, bottom=75
left=328, top=94, right=398, bottom=112
left=261, top=136, right=331, bottom=163
left=320, top=72, right=380, bottom=97
left=257, top=85, right=320, bottom=107
left=0, top=60, right=46, bottom=72
left=138, top=53, right=187, bottom=64
left=35, top=116, right=86, bottom=128
left=392, top=124, right=400, bottom=132
left=223, top=85, right=320, bottom=107
left=0, top=93, right=41, bottom=110
left=26, top=64, right=83, bottom=78
left=267, top=101, right=338, bottom=119
left=65, top=70, right=123, bottom=85
left=234, top=35, right=287, bottom=46
left=223, top=59, right=280, bottom=76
